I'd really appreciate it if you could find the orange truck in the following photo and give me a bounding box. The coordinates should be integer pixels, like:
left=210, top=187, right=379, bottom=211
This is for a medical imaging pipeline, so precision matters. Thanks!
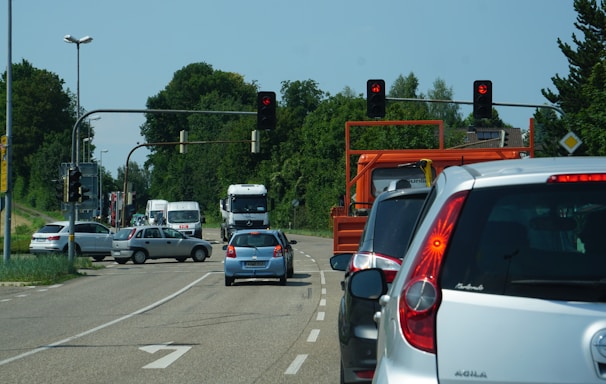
left=330, top=119, right=535, bottom=255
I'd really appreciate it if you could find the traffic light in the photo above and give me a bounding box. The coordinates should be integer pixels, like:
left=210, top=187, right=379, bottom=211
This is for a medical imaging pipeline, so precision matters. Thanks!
left=473, top=80, right=492, bottom=119
left=257, top=91, right=276, bottom=130
left=55, top=177, right=67, bottom=203
left=78, top=185, right=91, bottom=203
left=367, top=79, right=386, bottom=118
left=67, top=166, right=82, bottom=202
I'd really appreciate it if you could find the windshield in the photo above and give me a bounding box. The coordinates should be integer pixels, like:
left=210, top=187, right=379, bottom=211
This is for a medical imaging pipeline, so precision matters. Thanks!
left=167, top=210, right=200, bottom=224
left=231, top=196, right=267, bottom=213
left=441, top=183, right=606, bottom=302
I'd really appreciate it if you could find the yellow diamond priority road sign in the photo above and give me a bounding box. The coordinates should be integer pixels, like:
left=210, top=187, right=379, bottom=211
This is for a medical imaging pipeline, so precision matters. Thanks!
left=559, top=131, right=582, bottom=154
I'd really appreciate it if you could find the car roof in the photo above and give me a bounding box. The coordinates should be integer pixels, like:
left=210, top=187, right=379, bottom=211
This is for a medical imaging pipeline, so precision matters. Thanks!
left=233, top=229, right=278, bottom=235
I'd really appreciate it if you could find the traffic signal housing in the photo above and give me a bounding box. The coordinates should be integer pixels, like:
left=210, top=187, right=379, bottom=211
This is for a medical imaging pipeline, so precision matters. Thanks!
left=67, top=166, right=82, bottom=202
left=55, top=177, right=67, bottom=203
left=473, top=80, right=492, bottom=119
left=257, top=91, right=276, bottom=130
left=78, top=185, right=91, bottom=203
left=367, top=79, right=386, bottom=118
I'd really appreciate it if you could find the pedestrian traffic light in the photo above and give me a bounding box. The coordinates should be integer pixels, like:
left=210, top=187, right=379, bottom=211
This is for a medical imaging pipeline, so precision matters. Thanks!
left=67, top=166, right=82, bottom=202
left=367, top=79, right=386, bottom=118
left=473, top=80, right=492, bottom=119
left=55, top=177, right=67, bottom=203
left=257, top=91, right=276, bottom=130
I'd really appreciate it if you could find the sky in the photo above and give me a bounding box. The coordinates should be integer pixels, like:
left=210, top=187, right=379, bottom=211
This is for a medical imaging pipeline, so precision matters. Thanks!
left=0, top=0, right=578, bottom=177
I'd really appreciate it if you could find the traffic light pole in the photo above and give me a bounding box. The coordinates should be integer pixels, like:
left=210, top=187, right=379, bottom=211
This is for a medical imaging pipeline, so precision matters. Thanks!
left=67, top=108, right=256, bottom=262
left=387, top=97, right=565, bottom=117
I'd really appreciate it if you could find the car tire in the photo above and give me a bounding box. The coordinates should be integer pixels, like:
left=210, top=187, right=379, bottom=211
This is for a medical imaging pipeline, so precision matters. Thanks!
left=191, top=247, right=207, bottom=262
left=132, top=250, right=147, bottom=264
left=176, top=257, right=187, bottom=262
left=116, top=259, right=128, bottom=265
left=280, top=274, right=287, bottom=286
left=225, top=276, right=234, bottom=286
left=287, top=263, right=294, bottom=278
left=93, top=256, right=105, bottom=262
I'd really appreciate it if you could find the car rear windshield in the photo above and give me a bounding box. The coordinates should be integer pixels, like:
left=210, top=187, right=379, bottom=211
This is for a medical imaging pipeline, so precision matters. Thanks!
left=441, top=183, right=606, bottom=302
left=369, top=196, right=426, bottom=258
left=114, top=229, right=134, bottom=240
left=37, top=224, right=64, bottom=234
left=232, top=233, right=278, bottom=247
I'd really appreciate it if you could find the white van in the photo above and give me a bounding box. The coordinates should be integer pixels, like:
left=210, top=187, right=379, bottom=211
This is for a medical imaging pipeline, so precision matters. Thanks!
left=166, top=201, right=203, bottom=238
left=145, top=199, right=168, bottom=225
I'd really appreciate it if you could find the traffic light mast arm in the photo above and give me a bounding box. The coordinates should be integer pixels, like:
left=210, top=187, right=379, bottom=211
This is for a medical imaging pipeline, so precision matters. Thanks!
left=386, top=97, right=565, bottom=118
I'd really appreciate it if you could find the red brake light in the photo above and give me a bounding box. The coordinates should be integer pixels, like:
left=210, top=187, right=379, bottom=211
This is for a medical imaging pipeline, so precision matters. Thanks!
left=47, top=235, right=61, bottom=241
left=399, top=190, right=468, bottom=353
left=273, top=244, right=284, bottom=258
left=226, top=245, right=236, bottom=258
left=548, top=173, right=606, bottom=183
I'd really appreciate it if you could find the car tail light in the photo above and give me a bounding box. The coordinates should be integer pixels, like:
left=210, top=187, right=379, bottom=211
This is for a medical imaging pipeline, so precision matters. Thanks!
left=547, top=173, right=606, bottom=183
left=226, top=245, right=236, bottom=258
left=273, top=244, right=284, bottom=258
left=349, top=252, right=401, bottom=283
left=398, top=190, right=468, bottom=353
left=47, top=235, right=61, bottom=241
left=354, top=369, right=374, bottom=380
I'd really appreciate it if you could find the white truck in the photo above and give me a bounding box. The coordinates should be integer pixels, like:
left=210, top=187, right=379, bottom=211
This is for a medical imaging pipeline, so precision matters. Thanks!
left=220, top=184, right=270, bottom=241
left=166, top=201, right=203, bottom=238
left=145, top=199, right=168, bottom=225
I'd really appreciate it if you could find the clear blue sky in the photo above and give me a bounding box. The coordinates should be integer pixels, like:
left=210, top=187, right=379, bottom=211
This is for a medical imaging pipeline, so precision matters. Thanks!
left=1, top=0, right=577, bottom=177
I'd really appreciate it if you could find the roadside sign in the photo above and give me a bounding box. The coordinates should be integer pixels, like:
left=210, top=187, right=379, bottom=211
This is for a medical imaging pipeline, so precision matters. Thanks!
left=559, top=131, right=582, bottom=154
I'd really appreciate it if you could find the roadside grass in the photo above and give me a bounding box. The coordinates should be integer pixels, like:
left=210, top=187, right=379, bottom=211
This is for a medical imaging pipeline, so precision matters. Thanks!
left=0, top=255, right=98, bottom=285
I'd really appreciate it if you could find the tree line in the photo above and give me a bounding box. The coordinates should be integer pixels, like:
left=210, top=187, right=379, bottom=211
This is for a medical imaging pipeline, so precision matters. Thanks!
left=1, top=0, right=605, bottom=232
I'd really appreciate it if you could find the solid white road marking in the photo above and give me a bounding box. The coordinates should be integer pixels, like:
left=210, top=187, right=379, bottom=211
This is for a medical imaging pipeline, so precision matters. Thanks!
left=140, top=342, right=192, bottom=369
left=285, top=354, right=308, bottom=375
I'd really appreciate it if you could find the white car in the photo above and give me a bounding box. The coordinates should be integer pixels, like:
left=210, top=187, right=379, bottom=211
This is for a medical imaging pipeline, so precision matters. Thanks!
left=29, top=221, right=114, bottom=261
left=359, top=157, right=606, bottom=383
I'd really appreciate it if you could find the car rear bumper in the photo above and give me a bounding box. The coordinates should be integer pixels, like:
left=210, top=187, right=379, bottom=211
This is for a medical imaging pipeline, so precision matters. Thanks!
left=111, top=249, right=135, bottom=259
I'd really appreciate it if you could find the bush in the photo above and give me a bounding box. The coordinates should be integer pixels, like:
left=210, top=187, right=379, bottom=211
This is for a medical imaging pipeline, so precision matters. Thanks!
left=0, top=255, right=92, bottom=285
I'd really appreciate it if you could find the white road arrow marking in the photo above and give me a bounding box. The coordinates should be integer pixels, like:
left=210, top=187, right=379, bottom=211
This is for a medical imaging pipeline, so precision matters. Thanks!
left=139, top=342, right=192, bottom=369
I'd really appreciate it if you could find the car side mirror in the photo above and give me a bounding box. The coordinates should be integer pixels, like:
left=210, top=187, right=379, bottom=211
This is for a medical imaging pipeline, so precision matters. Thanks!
left=330, top=253, right=353, bottom=271
left=349, top=268, right=388, bottom=300
left=289, top=240, right=297, bottom=245
left=222, top=245, right=228, bottom=251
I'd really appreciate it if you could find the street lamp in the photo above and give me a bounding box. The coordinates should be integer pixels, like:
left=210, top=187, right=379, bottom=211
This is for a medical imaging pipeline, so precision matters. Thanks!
left=99, top=149, right=108, bottom=220
left=64, top=34, right=93, bottom=165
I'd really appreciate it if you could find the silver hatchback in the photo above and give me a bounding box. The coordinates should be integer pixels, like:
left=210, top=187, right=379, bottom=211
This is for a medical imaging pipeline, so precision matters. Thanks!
left=112, top=226, right=212, bottom=264
left=366, top=157, right=606, bottom=383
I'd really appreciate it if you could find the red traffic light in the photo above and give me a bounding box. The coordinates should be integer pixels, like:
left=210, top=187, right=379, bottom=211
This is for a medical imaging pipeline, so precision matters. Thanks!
left=261, top=96, right=273, bottom=106
left=370, top=82, right=382, bottom=94
left=476, top=84, right=488, bottom=95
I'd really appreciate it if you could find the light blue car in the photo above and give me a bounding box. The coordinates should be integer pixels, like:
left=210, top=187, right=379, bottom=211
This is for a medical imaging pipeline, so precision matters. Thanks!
left=223, top=229, right=296, bottom=286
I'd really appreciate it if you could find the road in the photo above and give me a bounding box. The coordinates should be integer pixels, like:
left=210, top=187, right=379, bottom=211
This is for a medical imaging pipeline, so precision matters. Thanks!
left=0, top=228, right=343, bottom=384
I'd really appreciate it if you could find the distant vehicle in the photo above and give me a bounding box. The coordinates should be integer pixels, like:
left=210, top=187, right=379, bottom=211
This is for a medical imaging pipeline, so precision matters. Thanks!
left=29, top=221, right=114, bottom=261
left=111, top=225, right=212, bottom=265
left=223, top=229, right=296, bottom=286
left=366, top=157, right=606, bottom=383
left=166, top=201, right=203, bottom=238
left=145, top=199, right=168, bottom=225
left=220, top=184, right=271, bottom=241
left=330, top=187, right=429, bottom=384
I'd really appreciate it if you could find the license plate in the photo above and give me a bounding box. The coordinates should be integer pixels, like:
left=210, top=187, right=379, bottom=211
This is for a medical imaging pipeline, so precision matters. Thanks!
left=245, top=261, right=265, bottom=267
left=112, top=250, right=121, bottom=256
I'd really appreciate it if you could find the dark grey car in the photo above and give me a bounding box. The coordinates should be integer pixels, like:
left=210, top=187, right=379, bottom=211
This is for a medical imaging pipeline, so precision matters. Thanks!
left=112, top=226, right=212, bottom=264
left=330, top=187, right=429, bottom=384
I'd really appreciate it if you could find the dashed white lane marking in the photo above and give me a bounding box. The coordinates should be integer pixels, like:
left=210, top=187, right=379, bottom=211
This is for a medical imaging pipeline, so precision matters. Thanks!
left=307, top=329, right=320, bottom=342
left=285, top=354, right=308, bottom=375
left=319, top=298, right=326, bottom=306
left=316, top=312, right=325, bottom=321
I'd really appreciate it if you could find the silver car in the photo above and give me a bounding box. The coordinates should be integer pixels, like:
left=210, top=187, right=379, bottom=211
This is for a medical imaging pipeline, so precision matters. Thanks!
left=29, top=221, right=114, bottom=261
left=112, top=226, right=212, bottom=264
left=366, top=157, right=606, bottom=383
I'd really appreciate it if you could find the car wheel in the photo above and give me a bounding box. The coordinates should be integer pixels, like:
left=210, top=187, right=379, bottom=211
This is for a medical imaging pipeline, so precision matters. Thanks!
left=287, top=263, right=294, bottom=278
left=279, top=274, right=287, bottom=286
left=191, top=247, right=207, bottom=262
left=176, top=257, right=187, bottom=262
left=132, top=250, right=147, bottom=264
left=225, top=276, right=233, bottom=286
left=93, top=256, right=105, bottom=262
left=116, top=259, right=128, bottom=265
left=340, top=362, right=346, bottom=384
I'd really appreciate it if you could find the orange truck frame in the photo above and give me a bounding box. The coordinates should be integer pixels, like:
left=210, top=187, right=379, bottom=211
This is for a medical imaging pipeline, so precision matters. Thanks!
left=330, top=119, right=535, bottom=255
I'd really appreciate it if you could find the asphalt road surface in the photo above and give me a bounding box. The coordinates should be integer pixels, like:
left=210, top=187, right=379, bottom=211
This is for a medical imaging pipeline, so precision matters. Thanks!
left=0, top=228, right=344, bottom=384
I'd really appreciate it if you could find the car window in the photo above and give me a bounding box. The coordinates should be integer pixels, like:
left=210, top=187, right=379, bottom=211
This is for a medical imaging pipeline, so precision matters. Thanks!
left=366, top=195, right=426, bottom=259
left=94, top=224, right=109, bottom=234
left=440, top=183, right=606, bottom=302
left=144, top=228, right=162, bottom=238
left=37, top=224, right=63, bottom=234
left=162, top=228, right=183, bottom=239
left=114, top=228, right=133, bottom=240
left=234, top=233, right=278, bottom=247
left=75, top=224, right=93, bottom=233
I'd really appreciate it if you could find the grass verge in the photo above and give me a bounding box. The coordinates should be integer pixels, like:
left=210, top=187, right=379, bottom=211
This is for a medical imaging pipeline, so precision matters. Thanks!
left=0, top=255, right=100, bottom=285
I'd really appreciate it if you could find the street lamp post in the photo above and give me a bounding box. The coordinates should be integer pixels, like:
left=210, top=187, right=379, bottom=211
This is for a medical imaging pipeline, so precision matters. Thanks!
left=99, top=149, right=108, bottom=220
left=64, top=34, right=93, bottom=165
